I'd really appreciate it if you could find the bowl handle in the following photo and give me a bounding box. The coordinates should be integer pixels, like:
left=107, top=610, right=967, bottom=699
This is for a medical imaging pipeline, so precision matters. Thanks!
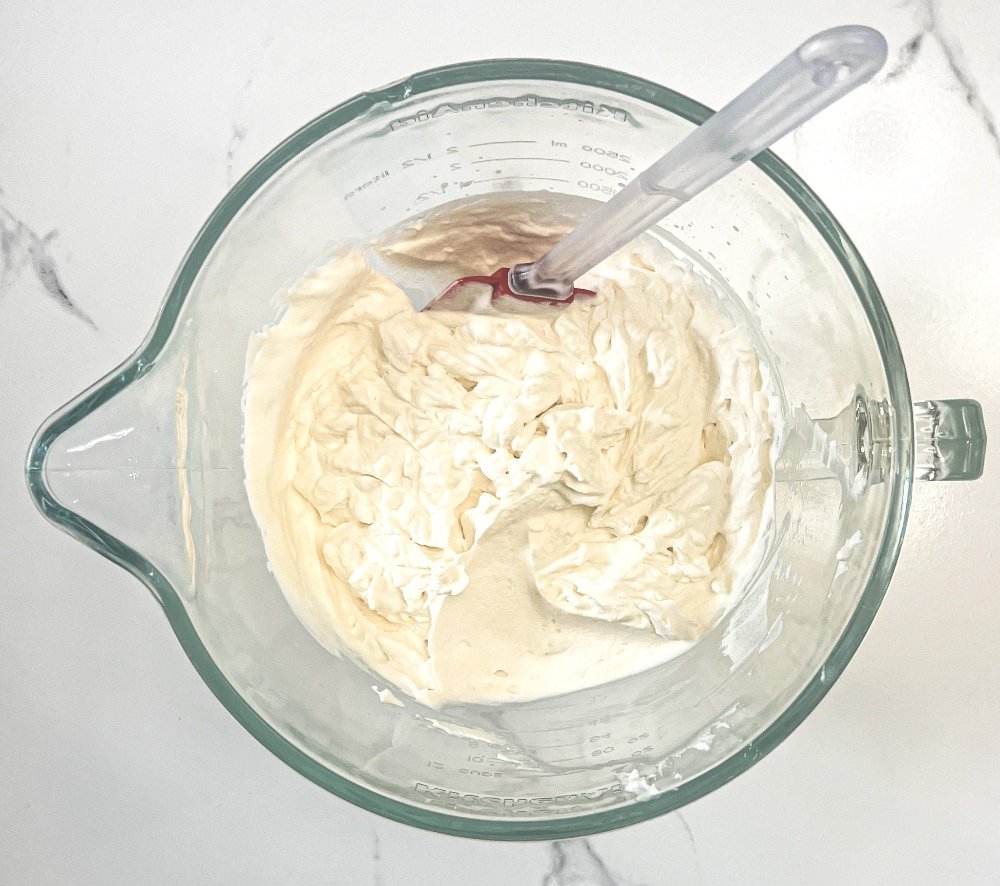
left=913, top=399, right=987, bottom=481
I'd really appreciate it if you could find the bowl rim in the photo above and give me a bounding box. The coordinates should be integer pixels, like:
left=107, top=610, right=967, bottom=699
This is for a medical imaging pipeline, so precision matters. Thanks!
left=25, top=57, right=913, bottom=840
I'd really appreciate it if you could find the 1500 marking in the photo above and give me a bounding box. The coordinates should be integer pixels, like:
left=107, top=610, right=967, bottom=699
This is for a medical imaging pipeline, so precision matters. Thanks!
left=577, top=180, right=615, bottom=195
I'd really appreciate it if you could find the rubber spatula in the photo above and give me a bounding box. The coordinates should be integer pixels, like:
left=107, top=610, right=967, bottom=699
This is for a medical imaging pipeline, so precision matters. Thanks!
left=424, top=26, right=887, bottom=313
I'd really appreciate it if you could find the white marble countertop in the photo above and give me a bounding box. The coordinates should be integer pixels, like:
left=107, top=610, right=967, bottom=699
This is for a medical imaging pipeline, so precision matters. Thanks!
left=2, top=1, right=998, bottom=883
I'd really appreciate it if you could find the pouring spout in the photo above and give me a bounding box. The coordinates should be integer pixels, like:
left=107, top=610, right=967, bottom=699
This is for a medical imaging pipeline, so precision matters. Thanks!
left=26, top=347, right=198, bottom=604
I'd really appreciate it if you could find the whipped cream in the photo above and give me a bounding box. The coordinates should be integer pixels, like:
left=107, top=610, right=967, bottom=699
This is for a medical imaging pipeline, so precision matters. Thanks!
left=244, top=197, right=774, bottom=706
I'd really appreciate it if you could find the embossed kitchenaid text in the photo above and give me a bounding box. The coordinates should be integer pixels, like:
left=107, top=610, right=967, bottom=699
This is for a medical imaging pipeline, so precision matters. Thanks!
left=413, top=780, right=626, bottom=815
left=388, top=95, right=632, bottom=131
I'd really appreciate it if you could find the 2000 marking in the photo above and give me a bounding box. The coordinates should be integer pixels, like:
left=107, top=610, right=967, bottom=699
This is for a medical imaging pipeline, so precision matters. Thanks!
left=580, top=160, right=628, bottom=179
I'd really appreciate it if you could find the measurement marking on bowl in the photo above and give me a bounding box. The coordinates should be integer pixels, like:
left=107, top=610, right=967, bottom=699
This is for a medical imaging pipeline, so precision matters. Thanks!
left=468, top=176, right=571, bottom=186
left=470, top=156, right=572, bottom=164
left=468, top=139, right=538, bottom=147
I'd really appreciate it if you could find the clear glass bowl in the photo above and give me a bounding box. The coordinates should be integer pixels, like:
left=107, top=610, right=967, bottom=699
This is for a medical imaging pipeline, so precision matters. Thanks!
left=26, top=60, right=986, bottom=839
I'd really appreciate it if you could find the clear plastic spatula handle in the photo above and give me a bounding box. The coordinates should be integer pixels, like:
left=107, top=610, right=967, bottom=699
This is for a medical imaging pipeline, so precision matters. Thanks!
left=509, top=25, right=888, bottom=300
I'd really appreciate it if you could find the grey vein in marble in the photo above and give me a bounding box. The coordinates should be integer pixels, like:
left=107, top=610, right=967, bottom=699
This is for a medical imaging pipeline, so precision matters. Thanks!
left=675, top=812, right=702, bottom=882
left=0, top=202, right=97, bottom=329
left=893, top=0, right=1000, bottom=154
left=226, top=123, right=249, bottom=185
left=886, top=33, right=924, bottom=81
left=543, top=839, right=643, bottom=886
left=369, top=831, right=384, bottom=886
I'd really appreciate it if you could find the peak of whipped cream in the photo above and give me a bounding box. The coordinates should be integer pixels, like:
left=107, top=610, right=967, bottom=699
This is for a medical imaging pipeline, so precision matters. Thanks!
left=243, top=197, right=774, bottom=707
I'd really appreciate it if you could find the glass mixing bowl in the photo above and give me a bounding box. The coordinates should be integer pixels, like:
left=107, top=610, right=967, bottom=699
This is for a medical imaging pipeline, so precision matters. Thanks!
left=27, top=60, right=986, bottom=839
